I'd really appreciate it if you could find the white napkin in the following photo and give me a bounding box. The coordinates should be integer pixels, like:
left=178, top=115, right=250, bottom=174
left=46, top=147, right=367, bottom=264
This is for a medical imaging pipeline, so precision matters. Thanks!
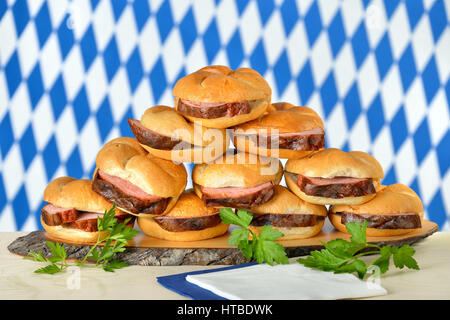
left=186, top=263, right=387, bottom=300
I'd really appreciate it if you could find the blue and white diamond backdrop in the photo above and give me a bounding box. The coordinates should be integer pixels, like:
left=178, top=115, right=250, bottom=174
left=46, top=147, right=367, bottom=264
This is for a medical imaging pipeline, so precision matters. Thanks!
left=0, top=0, right=449, bottom=232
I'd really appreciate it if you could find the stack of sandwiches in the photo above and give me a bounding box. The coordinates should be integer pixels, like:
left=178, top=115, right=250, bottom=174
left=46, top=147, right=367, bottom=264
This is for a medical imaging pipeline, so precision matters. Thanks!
left=40, top=65, right=424, bottom=244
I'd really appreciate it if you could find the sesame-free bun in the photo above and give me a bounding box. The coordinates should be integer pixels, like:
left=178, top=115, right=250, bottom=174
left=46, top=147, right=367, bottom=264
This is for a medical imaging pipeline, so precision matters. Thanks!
left=233, top=102, right=324, bottom=158
left=137, top=190, right=229, bottom=241
left=43, top=177, right=116, bottom=214
left=95, top=137, right=187, bottom=215
left=41, top=216, right=108, bottom=244
left=192, top=151, right=283, bottom=192
left=329, top=184, right=424, bottom=237
left=285, top=148, right=384, bottom=179
left=137, top=106, right=229, bottom=163
left=251, top=185, right=327, bottom=216
left=284, top=172, right=379, bottom=205
left=248, top=186, right=327, bottom=240
left=173, top=66, right=271, bottom=102
left=173, top=66, right=272, bottom=128
left=235, top=103, right=324, bottom=133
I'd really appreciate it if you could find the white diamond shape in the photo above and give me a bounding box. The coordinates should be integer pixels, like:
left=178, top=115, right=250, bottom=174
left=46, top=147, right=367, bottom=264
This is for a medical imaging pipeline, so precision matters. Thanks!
left=161, top=28, right=184, bottom=84
left=239, top=1, right=263, bottom=55
left=32, top=94, right=54, bottom=151
left=340, top=0, right=364, bottom=37
left=115, top=6, right=138, bottom=63
left=192, top=0, right=215, bottom=34
left=132, top=77, right=153, bottom=118
left=380, top=64, right=403, bottom=122
left=317, top=0, right=340, bottom=27
left=411, top=15, right=433, bottom=72
left=92, top=0, right=115, bottom=51
left=334, top=42, right=357, bottom=98
left=435, top=28, right=450, bottom=84
left=185, top=38, right=208, bottom=74
left=388, top=2, right=411, bottom=60
left=357, top=53, right=380, bottom=109
left=0, top=11, right=18, bottom=67
left=69, top=0, right=92, bottom=40
left=78, top=116, right=101, bottom=172
left=371, top=126, right=394, bottom=172
left=427, top=89, right=450, bottom=146
left=418, top=150, right=440, bottom=205
left=54, top=106, right=77, bottom=162
left=17, top=21, right=40, bottom=78
left=0, top=206, right=17, bottom=232
left=325, top=103, right=348, bottom=148
left=216, top=0, right=239, bottom=45
left=85, top=56, right=108, bottom=112
left=262, top=11, right=286, bottom=66
left=9, top=83, right=31, bottom=139
left=24, top=155, right=47, bottom=210
left=394, top=138, right=417, bottom=186
left=403, top=77, right=427, bottom=133
left=2, top=145, right=24, bottom=200
left=47, top=0, right=69, bottom=28
left=139, top=17, right=161, bottom=73
left=349, top=114, right=371, bottom=152
left=286, top=21, right=309, bottom=76
left=62, top=45, right=85, bottom=101
left=364, top=0, right=387, bottom=48
left=39, top=34, right=63, bottom=90
left=310, top=32, right=333, bottom=87
left=169, top=0, right=191, bottom=23
left=108, top=67, right=131, bottom=122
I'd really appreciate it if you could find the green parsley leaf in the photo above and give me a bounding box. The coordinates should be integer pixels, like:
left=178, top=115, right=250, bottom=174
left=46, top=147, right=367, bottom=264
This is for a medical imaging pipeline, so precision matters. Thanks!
left=228, top=228, right=250, bottom=247
left=346, top=220, right=368, bottom=246
left=102, top=259, right=129, bottom=272
left=335, top=259, right=367, bottom=279
left=34, top=264, right=61, bottom=274
left=392, top=245, right=420, bottom=270
left=219, top=208, right=252, bottom=228
left=371, top=246, right=392, bottom=274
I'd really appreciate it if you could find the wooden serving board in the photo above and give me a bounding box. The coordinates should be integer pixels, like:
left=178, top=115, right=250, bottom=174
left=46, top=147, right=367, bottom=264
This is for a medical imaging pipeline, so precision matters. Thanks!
left=8, top=220, right=438, bottom=266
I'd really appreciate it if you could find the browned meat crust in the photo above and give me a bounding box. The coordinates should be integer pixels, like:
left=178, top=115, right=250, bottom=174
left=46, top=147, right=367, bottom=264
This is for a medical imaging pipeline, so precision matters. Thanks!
left=177, top=99, right=251, bottom=119
left=250, top=213, right=325, bottom=228
left=338, top=212, right=422, bottom=229
left=201, top=184, right=275, bottom=208
left=41, top=205, right=79, bottom=226
left=234, top=132, right=324, bottom=151
left=153, top=213, right=222, bottom=232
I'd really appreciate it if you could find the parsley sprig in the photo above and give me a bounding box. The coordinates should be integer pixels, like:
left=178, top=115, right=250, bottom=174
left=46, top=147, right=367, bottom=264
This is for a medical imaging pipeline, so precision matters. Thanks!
left=219, top=208, right=289, bottom=265
left=297, top=220, right=420, bottom=279
left=25, top=203, right=139, bottom=274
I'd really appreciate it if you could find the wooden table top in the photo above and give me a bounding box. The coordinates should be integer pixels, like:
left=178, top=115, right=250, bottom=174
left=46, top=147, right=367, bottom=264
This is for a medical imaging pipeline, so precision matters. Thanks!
left=1, top=231, right=450, bottom=300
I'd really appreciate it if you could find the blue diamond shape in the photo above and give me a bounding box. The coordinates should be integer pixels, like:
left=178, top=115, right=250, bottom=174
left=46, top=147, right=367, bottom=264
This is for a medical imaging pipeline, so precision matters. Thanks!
left=0, top=0, right=6, bottom=20
left=383, top=0, right=401, bottom=18
left=429, top=0, right=448, bottom=42
left=280, top=0, right=299, bottom=36
left=375, top=33, right=394, bottom=81
left=250, top=39, right=268, bottom=76
left=132, top=0, right=151, bottom=32
left=73, top=88, right=90, bottom=131
left=390, top=106, right=408, bottom=151
left=126, top=48, right=144, bottom=93
left=422, top=57, right=440, bottom=104
left=320, top=72, right=338, bottom=117
left=90, top=0, right=100, bottom=10
left=446, top=79, right=450, bottom=112
left=156, top=0, right=174, bottom=43
left=42, top=136, right=60, bottom=180
left=180, top=8, right=197, bottom=54
left=235, top=0, right=250, bottom=15
left=203, top=19, right=221, bottom=63
left=5, top=52, right=22, bottom=98
left=12, top=186, right=30, bottom=230
left=405, top=0, right=424, bottom=31
left=19, top=124, right=37, bottom=170
left=410, top=177, right=421, bottom=197
left=436, top=130, right=450, bottom=176
left=367, top=94, right=385, bottom=140
left=256, top=0, right=275, bottom=26
left=35, top=201, right=46, bottom=230
left=80, top=26, right=98, bottom=71
left=66, top=147, right=84, bottom=179
left=149, top=58, right=167, bottom=103
left=103, top=36, right=121, bottom=81
left=328, top=11, right=346, bottom=57
left=226, top=30, right=244, bottom=70
left=57, top=14, right=75, bottom=60
left=382, top=166, right=397, bottom=186
left=120, top=107, right=134, bottom=137
left=413, top=118, right=431, bottom=165
left=49, top=75, right=67, bottom=121
left=398, top=44, right=416, bottom=92
left=27, top=63, right=44, bottom=109
left=351, top=22, right=370, bottom=68
left=343, top=83, right=362, bottom=129
left=296, top=61, right=314, bottom=105
left=96, top=97, right=114, bottom=142
left=0, top=173, right=6, bottom=213
left=0, top=113, right=14, bottom=159
left=273, top=51, right=291, bottom=97
left=428, top=191, right=447, bottom=228
left=35, top=2, right=52, bottom=47
left=12, top=0, right=29, bottom=37
left=111, top=0, right=127, bottom=21
left=304, top=1, right=322, bottom=46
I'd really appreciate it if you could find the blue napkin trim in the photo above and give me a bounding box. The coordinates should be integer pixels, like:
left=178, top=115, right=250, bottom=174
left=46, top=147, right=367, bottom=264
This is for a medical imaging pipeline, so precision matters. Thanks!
left=157, top=263, right=257, bottom=300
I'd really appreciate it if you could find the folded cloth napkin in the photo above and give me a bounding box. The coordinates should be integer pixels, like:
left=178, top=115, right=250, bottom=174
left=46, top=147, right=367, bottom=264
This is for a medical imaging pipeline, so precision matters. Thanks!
left=185, top=263, right=387, bottom=300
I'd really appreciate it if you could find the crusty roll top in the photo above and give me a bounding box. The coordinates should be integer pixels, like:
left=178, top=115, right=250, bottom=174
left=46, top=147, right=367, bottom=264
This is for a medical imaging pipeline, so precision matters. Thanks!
left=251, top=185, right=327, bottom=216
left=285, top=148, right=384, bottom=179
left=234, top=103, right=324, bottom=133
left=140, top=105, right=228, bottom=147
left=192, top=151, right=283, bottom=188
left=330, top=184, right=423, bottom=215
left=173, top=66, right=271, bottom=102
left=43, top=177, right=116, bottom=213
left=96, top=137, right=187, bottom=197
left=163, top=190, right=218, bottom=217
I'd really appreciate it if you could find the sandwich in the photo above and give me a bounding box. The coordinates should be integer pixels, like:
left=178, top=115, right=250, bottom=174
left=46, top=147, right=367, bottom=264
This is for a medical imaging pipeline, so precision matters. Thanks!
left=92, top=137, right=187, bottom=217
left=173, top=65, right=272, bottom=129
left=285, top=148, right=384, bottom=205
left=249, top=185, right=327, bottom=240
left=232, top=102, right=325, bottom=159
left=41, top=177, right=135, bottom=244
left=329, top=184, right=424, bottom=236
left=128, top=105, right=229, bottom=163
left=137, top=190, right=229, bottom=241
left=192, top=151, right=283, bottom=208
